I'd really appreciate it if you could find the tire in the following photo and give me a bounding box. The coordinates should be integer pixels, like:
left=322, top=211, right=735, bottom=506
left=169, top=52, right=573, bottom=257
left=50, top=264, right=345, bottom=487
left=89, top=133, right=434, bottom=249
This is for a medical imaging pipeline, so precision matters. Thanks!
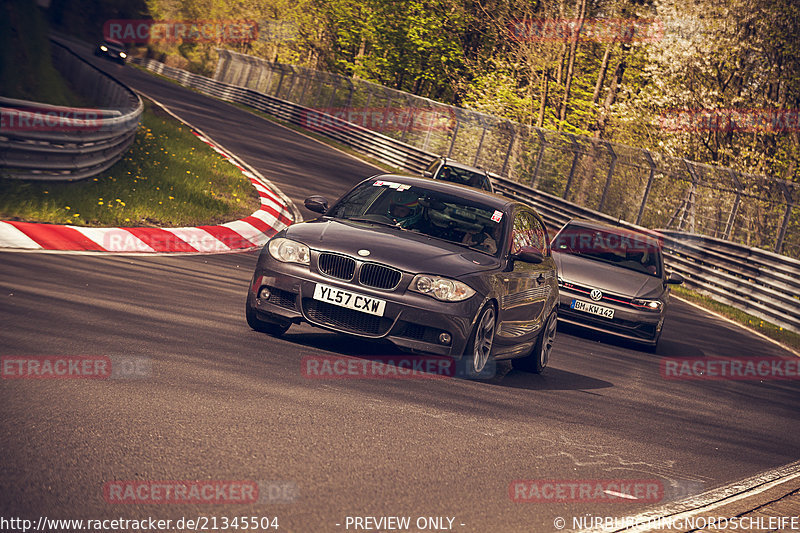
left=245, top=292, right=289, bottom=336
left=461, top=304, right=497, bottom=379
left=513, top=310, right=557, bottom=374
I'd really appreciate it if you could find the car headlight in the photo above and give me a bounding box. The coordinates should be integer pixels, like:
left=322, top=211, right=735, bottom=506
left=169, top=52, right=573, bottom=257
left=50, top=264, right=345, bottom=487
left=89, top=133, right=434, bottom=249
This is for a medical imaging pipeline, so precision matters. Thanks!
left=119, top=52, right=127, bottom=58
left=631, top=298, right=663, bottom=312
left=100, top=45, right=108, bottom=51
left=410, top=274, right=475, bottom=302
left=268, top=238, right=310, bottom=265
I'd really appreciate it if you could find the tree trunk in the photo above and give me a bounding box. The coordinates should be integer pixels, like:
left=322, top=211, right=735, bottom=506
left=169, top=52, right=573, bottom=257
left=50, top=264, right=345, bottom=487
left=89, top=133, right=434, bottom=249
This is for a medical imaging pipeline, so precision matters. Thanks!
left=537, top=68, right=550, bottom=128
left=594, top=55, right=626, bottom=137
left=558, top=0, right=587, bottom=131
left=592, top=44, right=613, bottom=105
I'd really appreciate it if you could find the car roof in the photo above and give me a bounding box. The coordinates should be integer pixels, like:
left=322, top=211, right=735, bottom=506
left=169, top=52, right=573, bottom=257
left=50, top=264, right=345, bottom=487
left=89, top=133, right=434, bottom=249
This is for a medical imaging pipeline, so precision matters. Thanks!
left=563, top=218, right=664, bottom=247
left=104, top=39, right=126, bottom=47
left=363, top=174, right=514, bottom=210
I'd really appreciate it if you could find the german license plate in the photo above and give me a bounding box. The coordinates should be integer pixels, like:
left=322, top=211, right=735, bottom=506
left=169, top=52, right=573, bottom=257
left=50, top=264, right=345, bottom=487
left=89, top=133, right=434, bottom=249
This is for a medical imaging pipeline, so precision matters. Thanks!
left=313, top=283, right=386, bottom=316
left=571, top=299, right=614, bottom=319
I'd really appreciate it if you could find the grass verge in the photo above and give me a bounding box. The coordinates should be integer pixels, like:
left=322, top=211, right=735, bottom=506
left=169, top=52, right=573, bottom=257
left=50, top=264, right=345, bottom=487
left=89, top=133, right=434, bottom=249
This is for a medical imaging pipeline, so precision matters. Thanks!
left=672, top=286, right=800, bottom=352
left=0, top=98, right=260, bottom=227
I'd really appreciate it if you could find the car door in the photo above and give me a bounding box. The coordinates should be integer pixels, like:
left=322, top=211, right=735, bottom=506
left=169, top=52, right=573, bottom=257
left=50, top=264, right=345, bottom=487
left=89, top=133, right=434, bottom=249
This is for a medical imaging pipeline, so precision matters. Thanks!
left=495, top=208, right=556, bottom=352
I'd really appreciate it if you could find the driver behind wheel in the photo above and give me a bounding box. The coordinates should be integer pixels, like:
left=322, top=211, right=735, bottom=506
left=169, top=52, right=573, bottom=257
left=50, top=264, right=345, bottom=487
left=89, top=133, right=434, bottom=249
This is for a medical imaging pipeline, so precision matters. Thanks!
left=387, top=191, right=422, bottom=228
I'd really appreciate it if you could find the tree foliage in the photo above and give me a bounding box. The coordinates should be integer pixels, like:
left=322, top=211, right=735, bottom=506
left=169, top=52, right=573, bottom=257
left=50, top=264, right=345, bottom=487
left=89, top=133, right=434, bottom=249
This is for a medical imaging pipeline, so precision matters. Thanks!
left=49, top=0, right=799, bottom=181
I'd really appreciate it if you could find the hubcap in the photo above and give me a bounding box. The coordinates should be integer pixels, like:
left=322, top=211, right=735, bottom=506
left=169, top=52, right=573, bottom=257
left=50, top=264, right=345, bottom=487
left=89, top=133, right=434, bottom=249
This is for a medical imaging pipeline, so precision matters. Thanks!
left=540, top=314, right=557, bottom=367
left=472, top=307, right=495, bottom=373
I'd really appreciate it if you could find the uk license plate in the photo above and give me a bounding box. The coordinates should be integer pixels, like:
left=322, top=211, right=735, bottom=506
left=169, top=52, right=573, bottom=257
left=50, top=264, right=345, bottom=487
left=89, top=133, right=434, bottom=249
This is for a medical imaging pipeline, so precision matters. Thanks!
left=313, top=283, right=386, bottom=316
left=571, top=299, right=614, bottom=319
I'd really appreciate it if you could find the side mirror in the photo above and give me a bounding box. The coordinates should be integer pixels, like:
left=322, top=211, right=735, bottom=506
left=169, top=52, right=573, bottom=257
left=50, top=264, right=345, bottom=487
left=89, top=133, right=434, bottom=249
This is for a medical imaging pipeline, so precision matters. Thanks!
left=666, top=272, right=684, bottom=285
left=513, top=246, right=544, bottom=264
left=304, top=195, right=329, bottom=214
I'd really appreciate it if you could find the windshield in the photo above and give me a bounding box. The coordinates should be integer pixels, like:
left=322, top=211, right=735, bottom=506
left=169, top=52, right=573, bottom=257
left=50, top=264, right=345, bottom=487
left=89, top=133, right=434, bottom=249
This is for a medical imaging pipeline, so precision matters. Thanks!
left=552, top=225, right=662, bottom=277
left=328, top=179, right=506, bottom=256
left=436, top=165, right=491, bottom=191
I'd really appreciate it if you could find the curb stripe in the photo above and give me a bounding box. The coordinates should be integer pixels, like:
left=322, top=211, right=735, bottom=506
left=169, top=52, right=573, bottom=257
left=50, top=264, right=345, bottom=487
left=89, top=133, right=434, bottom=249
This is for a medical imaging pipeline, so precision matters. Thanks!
left=71, top=227, right=157, bottom=252
left=161, top=227, right=231, bottom=253
left=5, top=221, right=105, bottom=251
left=221, top=220, right=272, bottom=245
left=198, top=225, right=258, bottom=249
left=0, top=222, right=43, bottom=249
left=122, top=227, right=198, bottom=252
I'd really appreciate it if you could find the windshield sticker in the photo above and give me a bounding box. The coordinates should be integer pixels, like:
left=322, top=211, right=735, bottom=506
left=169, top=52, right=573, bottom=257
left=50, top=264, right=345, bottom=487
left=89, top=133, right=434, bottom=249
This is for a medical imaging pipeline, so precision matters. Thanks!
left=373, top=180, right=410, bottom=191
left=491, top=210, right=503, bottom=223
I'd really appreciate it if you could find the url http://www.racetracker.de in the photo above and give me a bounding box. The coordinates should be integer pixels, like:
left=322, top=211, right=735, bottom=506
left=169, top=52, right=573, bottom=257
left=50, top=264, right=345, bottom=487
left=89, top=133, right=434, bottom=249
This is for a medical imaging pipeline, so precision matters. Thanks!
left=0, top=516, right=281, bottom=532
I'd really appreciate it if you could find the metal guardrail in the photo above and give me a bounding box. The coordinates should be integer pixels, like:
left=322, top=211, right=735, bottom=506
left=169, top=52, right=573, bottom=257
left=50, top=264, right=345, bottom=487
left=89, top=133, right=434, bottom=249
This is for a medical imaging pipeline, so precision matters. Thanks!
left=0, top=39, right=142, bottom=181
left=131, top=56, right=800, bottom=333
left=213, top=49, right=799, bottom=258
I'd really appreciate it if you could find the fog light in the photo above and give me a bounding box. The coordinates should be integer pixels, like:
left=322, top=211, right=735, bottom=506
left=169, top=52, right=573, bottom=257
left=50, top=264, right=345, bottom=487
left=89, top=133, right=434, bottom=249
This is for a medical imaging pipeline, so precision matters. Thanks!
left=438, top=332, right=452, bottom=345
left=258, top=287, right=271, bottom=300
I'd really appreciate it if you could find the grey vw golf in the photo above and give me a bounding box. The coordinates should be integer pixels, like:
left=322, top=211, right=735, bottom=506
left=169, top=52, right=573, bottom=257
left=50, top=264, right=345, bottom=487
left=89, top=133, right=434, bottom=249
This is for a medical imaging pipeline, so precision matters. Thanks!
left=246, top=175, right=559, bottom=376
left=552, top=219, right=684, bottom=349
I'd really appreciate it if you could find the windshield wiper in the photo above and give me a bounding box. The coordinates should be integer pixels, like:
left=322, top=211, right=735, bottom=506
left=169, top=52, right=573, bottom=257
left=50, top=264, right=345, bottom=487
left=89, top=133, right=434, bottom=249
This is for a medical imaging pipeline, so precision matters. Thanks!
left=341, top=216, right=409, bottom=230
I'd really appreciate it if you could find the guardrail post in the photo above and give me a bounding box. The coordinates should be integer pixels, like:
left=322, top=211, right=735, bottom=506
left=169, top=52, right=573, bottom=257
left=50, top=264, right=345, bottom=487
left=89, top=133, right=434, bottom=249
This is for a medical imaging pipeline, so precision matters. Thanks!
left=213, top=51, right=227, bottom=81
left=530, top=130, right=547, bottom=188
left=298, top=72, right=311, bottom=104
left=447, top=118, right=459, bottom=158
left=637, top=150, right=656, bottom=225
left=500, top=124, right=516, bottom=176
left=263, top=63, right=276, bottom=96
left=775, top=182, right=794, bottom=254
left=400, top=100, right=418, bottom=143
left=597, top=141, right=617, bottom=212
left=681, top=159, right=700, bottom=233
left=724, top=169, right=743, bottom=240
left=326, top=84, right=338, bottom=110
left=562, top=133, right=580, bottom=199
left=422, top=107, right=438, bottom=152
left=473, top=122, right=487, bottom=167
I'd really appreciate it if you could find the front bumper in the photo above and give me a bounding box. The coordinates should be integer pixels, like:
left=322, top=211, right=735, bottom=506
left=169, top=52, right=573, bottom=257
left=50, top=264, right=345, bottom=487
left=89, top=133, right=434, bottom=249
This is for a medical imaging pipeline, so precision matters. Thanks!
left=557, top=290, right=663, bottom=344
left=249, top=258, right=482, bottom=357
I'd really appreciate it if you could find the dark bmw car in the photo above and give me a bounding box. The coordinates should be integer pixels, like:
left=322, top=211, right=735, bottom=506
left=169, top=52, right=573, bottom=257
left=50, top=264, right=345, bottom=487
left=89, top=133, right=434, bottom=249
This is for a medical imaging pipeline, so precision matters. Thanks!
left=95, top=39, right=127, bottom=64
left=552, top=219, right=684, bottom=348
left=246, top=175, right=558, bottom=376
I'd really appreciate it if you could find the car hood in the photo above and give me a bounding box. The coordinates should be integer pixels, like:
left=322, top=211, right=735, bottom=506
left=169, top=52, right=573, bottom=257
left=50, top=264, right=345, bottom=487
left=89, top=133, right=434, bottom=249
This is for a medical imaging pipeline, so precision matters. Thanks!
left=553, top=252, right=664, bottom=298
left=285, top=218, right=500, bottom=277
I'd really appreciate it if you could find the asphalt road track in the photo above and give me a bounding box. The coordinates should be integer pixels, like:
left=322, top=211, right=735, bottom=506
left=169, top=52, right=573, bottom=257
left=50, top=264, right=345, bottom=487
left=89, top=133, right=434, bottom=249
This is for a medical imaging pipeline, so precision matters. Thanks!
left=1, top=43, right=799, bottom=532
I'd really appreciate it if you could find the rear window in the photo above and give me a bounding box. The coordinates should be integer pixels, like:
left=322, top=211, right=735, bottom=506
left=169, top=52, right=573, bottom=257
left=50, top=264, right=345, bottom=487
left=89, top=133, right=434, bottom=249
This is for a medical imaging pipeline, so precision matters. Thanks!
left=436, top=165, right=491, bottom=191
